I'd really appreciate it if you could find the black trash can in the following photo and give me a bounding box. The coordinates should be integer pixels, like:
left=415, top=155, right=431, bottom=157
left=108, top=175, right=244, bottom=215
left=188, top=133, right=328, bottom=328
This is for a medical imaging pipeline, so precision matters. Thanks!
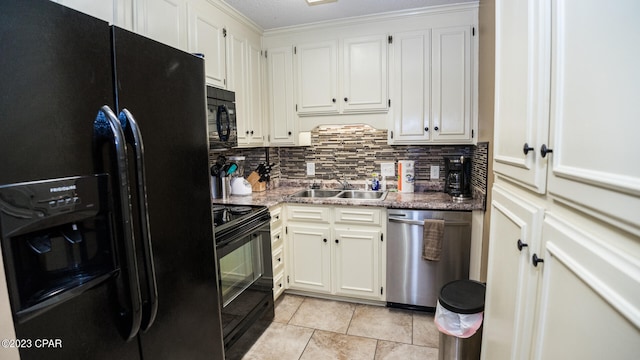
left=435, top=280, right=486, bottom=360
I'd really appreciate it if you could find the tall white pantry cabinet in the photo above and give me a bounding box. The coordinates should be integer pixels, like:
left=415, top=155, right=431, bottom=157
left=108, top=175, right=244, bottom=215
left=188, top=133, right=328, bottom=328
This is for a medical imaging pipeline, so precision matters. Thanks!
left=483, top=1, right=640, bottom=359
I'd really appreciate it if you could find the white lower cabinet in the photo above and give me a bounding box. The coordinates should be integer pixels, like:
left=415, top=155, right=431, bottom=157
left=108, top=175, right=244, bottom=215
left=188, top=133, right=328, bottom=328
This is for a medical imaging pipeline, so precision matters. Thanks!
left=483, top=184, right=640, bottom=359
left=286, top=205, right=386, bottom=301
left=287, top=223, right=332, bottom=293
left=269, top=205, right=285, bottom=300
left=333, top=228, right=381, bottom=299
left=482, top=185, right=543, bottom=359
left=530, top=213, right=640, bottom=359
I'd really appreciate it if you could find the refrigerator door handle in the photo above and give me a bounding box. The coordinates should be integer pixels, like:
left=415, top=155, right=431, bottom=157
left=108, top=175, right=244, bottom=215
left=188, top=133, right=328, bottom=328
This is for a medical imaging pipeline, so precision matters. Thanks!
left=119, top=109, right=158, bottom=331
left=94, top=106, right=143, bottom=340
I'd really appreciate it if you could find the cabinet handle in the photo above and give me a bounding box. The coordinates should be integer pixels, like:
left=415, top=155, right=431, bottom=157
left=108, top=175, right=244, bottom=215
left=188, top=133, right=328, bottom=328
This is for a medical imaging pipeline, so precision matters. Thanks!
left=246, top=131, right=250, bottom=135
left=323, top=238, right=327, bottom=243
left=540, top=144, right=553, bottom=158
left=277, top=257, right=281, bottom=262
left=250, top=130, right=254, bottom=135
left=288, top=131, right=292, bottom=136
left=279, top=283, right=282, bottom=288
left=434, top=126, right=439, bottom=131
left=335, top=239, right=339, bottom=244
left=517, top=239, right=528, bottom=251
left=532, top=254, right=544, bottom=267
left=332, top=98, right=336, bottom=103
left=344, top=97, right=348, bottom=102
left=276, top=235, right=280, bottom=239
left=424, top=127, right=429, bottom=132
left=523, top=143, right=534, bottom=155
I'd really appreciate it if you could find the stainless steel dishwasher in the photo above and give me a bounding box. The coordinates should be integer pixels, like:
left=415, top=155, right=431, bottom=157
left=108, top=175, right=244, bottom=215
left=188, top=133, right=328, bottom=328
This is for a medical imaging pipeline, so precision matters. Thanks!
left=386, top=209, right=471, bottom=310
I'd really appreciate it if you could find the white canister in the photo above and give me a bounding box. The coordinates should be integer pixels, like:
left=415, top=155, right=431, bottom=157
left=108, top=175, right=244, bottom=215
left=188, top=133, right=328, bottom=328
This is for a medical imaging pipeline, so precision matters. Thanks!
left=397, top=160, right=415, bottom=193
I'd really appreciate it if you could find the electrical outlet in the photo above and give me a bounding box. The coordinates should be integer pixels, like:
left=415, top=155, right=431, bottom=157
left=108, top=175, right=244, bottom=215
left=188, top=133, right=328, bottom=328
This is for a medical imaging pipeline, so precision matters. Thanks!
left=430, top=165, right=440, bottom=180
left=381, top=163, right=395, bottom=177
left=307, top=162, right=316, bottom=176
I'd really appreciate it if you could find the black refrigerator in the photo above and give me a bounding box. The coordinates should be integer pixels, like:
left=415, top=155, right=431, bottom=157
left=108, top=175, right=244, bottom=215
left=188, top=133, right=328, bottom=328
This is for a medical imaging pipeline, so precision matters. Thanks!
left=0, top=1, right=225, bottom=359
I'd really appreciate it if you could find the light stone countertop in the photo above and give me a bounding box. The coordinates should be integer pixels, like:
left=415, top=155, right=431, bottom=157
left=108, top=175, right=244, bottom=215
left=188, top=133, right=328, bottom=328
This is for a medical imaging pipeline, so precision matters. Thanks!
left=212, top=186, right=485, bottom=211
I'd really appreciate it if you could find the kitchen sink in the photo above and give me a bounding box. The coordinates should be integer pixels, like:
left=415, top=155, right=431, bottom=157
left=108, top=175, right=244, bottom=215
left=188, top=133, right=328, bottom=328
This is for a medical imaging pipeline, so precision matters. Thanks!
left=336, top=190, right=388, bottom=200
left=290, top=189, right=387, bottom=200
left=290, top=189, right=342, bottom=198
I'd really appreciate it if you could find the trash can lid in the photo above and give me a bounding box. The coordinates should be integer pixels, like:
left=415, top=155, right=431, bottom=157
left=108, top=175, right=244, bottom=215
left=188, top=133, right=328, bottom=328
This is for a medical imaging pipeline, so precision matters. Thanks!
left=438, top=280, right=486, bottom=314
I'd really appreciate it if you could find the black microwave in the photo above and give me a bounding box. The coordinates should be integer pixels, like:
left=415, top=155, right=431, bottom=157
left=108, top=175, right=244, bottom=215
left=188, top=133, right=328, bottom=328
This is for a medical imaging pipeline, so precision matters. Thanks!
left=207, top=86, right=237, bottom=150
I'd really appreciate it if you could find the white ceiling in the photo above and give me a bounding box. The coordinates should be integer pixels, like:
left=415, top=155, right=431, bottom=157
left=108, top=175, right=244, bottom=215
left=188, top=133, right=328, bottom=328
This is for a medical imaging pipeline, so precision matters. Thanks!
left=222, top=0, right=477, bottom=30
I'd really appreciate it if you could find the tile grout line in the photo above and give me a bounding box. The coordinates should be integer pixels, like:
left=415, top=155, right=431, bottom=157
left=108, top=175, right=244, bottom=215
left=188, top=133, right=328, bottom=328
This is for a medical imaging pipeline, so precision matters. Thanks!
left=298, top=329, right=316, bottom=360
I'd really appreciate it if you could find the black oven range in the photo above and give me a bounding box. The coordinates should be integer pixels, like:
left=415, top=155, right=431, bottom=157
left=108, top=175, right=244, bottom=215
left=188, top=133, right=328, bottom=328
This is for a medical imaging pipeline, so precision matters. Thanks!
left=212, top=204, right=273, bottom=359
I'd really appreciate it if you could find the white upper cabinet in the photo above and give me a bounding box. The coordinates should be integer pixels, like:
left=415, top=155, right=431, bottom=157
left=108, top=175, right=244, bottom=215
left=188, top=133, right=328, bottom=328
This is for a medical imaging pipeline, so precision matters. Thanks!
left=267, top=47, right=297, bottom=146
left=245, top=42, right=265, bottom=145
left=493, top=0, right=550, bottom=194
left=493, top=0, right=640, bottom=235
left=546, top=0, right=640, bottom=236
left=295, top=41, right=339, bottom=115
left=227, top=35, right=265, bottom=147
left=341, top=34, right=389, bottom=113
left=187, top=0, right=226, bottom=88
left=135, top=0, right=187, bottom=51
left=294, top=35, right=389, bottom=116
left=389, top=25, right=476, bottom=145
left=389, top=30, right=431, bottom=143
left=431, top=26, right=473, bottom=143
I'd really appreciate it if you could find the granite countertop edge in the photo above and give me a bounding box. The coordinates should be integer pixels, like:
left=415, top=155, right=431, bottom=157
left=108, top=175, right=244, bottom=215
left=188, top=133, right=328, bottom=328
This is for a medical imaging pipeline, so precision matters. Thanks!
left=212, top=187, right=485, bottom=212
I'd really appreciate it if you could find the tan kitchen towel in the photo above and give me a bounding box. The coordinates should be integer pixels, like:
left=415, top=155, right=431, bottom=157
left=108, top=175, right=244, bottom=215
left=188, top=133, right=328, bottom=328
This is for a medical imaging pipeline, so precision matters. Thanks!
left=422, top=219, right=445, bottom=261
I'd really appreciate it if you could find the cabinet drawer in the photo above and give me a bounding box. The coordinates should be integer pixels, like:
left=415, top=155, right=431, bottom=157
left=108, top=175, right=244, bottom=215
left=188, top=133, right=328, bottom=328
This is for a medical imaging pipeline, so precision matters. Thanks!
left=271, top=226, right=283, bottom=249
left=272, top=246, right=284, bottom=275
left=273, top=272, right=285, bottom=300
left=287, top=205, right=331, bottom=223
left=334, top=207, right=382, bottom=225
left=270, top=206, right=283, bottom=227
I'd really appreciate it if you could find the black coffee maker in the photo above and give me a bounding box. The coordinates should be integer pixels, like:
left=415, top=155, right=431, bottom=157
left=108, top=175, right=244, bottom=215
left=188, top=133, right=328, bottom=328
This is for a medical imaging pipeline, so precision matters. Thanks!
left=444, top=156, right=472, bottom=201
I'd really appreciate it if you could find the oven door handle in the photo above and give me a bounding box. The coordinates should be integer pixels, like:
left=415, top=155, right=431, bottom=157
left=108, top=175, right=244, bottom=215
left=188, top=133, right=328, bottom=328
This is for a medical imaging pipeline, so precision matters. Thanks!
left=93, top=106, right=142, bottom=341
left=119, top=109, right=158, bottom=332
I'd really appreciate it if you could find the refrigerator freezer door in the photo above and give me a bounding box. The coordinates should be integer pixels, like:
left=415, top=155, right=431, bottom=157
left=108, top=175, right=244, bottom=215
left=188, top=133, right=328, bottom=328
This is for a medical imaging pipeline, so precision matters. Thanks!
left=0, top=2, right=141, bottom=359
left=112, top=27, right=225, bottom=360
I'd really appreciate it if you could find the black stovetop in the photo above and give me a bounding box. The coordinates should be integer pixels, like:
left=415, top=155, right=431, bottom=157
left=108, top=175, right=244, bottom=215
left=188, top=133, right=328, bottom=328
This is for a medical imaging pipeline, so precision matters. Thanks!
left=212, top=204, right=270, bottom=244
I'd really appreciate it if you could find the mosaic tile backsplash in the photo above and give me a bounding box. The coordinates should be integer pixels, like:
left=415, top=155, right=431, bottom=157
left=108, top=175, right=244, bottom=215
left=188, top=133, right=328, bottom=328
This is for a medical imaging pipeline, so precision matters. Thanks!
left=210, top=125, right=488, bottom=197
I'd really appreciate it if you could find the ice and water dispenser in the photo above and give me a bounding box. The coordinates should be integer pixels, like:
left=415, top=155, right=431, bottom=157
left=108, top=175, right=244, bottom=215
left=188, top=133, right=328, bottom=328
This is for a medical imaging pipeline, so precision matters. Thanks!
left=0, top=174, right=117, bottom=322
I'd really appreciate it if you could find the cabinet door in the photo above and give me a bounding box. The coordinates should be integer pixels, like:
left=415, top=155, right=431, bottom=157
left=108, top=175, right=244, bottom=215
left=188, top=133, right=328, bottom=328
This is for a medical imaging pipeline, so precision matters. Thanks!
left=389, top=30, right=431, bottom=143
left=482, top=185, right=544, bottom=360
left=267, top=47, right=296, bottom=145
left=246, top=42, right=265, bottom=145
left=530, top=213, right=640, bottom=359
left=187, top=0, right=226, bottom=88
left=334, top=228, right=382, bottom=300
left=295, top=41, right=338, bottom=115
left=493, top=0, right=551, bottom=193
left=287, top=224, right=331, bottom=293
left=342, top=35, right=388, bottom=113
left=431, top=26, right=473, bottom=143
left=546, top=0, right=640, bottom=236
left=226, top=33, right=247, bottom=144
left=136, top=0, right=187, bottom=51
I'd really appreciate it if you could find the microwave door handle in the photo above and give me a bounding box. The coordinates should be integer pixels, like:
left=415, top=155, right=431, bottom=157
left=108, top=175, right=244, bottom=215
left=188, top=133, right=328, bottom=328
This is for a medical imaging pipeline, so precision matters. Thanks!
left=94, top=106, right=142, bottom=341
left=217, top=105, right=229, bottom=141
left=119, top=109, right=158, bottom=332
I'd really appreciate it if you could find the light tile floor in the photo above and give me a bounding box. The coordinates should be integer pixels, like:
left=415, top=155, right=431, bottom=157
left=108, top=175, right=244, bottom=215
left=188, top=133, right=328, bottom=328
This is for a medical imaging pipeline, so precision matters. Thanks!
left=241, top=294, right=440, bottom=359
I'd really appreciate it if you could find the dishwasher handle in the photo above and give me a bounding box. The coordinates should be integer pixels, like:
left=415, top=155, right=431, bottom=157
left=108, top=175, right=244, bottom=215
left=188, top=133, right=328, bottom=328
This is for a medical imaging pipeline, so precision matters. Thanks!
left=388, top=217, right=469, bottom=226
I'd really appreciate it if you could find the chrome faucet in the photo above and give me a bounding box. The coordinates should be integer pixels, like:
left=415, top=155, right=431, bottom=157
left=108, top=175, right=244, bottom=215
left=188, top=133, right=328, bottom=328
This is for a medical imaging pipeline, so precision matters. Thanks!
left=336, top=176, right=353, bottom=190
